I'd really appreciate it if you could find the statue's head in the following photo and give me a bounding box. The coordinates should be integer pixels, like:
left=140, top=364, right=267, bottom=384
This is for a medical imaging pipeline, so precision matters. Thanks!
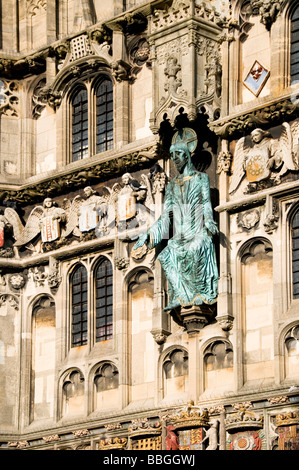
left=251, top=128, right=271, bottom=143
left=43, top=197, right=53, bottom=208
left=169, top=142, right=191, bottom=172
left=122, top=173, right=132, bottom=185
left=83, top=186, right=94, bottom=197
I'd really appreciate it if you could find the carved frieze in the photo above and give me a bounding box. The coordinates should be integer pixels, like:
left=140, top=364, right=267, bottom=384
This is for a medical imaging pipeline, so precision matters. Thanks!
left=210, top=99, right=299, bottom=140
left=0, top=143, right=162, bottom=205
left=1, top=163, right=161, bottom=258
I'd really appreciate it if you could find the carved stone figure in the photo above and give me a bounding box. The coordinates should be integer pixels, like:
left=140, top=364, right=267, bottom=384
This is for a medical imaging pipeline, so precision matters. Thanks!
left=200, top=420, right=219, bottom=450
left=165, top=425, right=179, bottom=450
left=229, top=123, right=298, bottom=194
left=78, top=186, right=108, bottom=234
left=133, top=129, right=218, bottom=311
left=5, top=197, right=66, bottom=253
left=105, top=172, right=154, bottom=233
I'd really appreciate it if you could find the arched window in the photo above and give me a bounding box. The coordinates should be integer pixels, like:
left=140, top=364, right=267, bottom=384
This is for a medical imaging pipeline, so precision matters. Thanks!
left=95, top=257, right=113, bottom=342
left=96, top=78, right=113, bottom=154
left=292, top=208, right=299, bottom=298
left=72, top=86, right=88, bottom=161
left=291, top=6, right=299, bottom=84
left=71, top=264, right=88, bottom=347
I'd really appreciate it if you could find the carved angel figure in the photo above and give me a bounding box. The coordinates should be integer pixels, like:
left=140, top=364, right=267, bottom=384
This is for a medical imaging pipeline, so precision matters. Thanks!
left=104, top=172, right=155, bottom=233
left=5, top=197, right=67, bottom=253
left=229, top=122, right=298, bottom=194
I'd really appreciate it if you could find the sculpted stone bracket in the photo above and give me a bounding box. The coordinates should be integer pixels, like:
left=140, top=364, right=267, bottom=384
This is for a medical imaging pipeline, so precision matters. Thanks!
left=178, top=304, right=217, bottom=333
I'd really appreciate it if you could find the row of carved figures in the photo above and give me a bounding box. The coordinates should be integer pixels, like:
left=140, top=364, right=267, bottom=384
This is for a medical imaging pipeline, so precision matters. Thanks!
left=0, top=169, right=166, bottom=257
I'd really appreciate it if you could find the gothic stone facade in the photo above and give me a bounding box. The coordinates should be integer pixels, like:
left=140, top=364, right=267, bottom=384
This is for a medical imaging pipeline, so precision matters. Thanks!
left=0, top=0, right=299, bottom=451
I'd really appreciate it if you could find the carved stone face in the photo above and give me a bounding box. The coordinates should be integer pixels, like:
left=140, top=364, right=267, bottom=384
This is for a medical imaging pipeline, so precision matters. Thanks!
left=170, top=148, right=188, bottom=172
left=44, top=198, right=53, bottom=208
left=122, top=174, right=130, bottom=185
left=251, top=129, right=264, bottom=143
left=84, top=186, right=92, bottom=197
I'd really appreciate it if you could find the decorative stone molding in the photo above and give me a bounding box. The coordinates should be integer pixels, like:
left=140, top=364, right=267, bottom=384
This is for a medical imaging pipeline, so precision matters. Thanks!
left=150, top=328, right=171, bottom=345
left=0, top=79, right=19, bottom=117
left=253, top=0, right=284, bottom=31
left=275, top=411, right=299, bottom=427
left=217, top=314, right=234, bottom=331
left=207, top=405, right=226, bottom=415
left=29, top=267, right=48, bottom=287
left=151, top=0, right=221, bottom=33
left=104, top=423, right=123, bottom=432
left=48, top=258, right=62, bottom=289
left=8, top=273, right=27, bottom=290
left=114, top=257, right=129, bottom=270
left=226, top=402, right=263, bottom=432
left=72, top=429, right=90, bottom=438
left=98, top=437, right=127, bottom=450
left=237, top=209, right=260, bottom=231
left=32, top=77, right=47, bottom=119
left=42, top=434, right=60, bottom=443
left=0, top=294, right=19, bottom=310
left=179, top=304, right=216, bottom=333
left=211, top=98, right=299, bottom=140
left=165, top=402, right=210, bottom=430
left=128, top=418, right=161, bottom=437
left=0, top=141, right=163, bottom=205
left=8, top=440, right=29, bottom=448
left=268, top=396, right=289, bottom=405
left=27, top=0, right=47, bottom=16
left=217, top=151, right=232, bottom=175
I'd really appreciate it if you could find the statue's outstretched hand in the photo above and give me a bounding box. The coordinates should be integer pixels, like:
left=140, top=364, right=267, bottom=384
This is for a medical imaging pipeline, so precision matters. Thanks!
left=205, top=219, right=218, bottom=236
left=133, top=232, right=149, bottom=250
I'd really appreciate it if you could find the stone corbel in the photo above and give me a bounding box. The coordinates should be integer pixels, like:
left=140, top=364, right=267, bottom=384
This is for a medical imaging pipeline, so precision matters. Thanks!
left=252, top=0, right=284, bottom=31
left=111, top=59, right=133, bottom=83
left=263, top=195, right=279, bottom=234
left=151, top=328, right=171, bottom=345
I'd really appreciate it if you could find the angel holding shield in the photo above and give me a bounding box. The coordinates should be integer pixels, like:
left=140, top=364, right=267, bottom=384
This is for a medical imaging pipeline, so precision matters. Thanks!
left=229, top=122, right=298, bottom=194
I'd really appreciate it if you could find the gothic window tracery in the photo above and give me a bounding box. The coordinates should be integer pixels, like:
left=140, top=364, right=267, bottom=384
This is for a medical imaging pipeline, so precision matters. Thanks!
left=162, top=348, right=188, bottom=398
left=285, top=324, right=299, bottom=378
left=62, top=369, right=85, bottom=417
left=203, top=340, right=234, bottom=392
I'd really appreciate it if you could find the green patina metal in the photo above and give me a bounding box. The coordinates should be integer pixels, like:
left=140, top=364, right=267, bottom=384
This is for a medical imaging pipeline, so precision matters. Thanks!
left=134, top=129, right=219, bottom=311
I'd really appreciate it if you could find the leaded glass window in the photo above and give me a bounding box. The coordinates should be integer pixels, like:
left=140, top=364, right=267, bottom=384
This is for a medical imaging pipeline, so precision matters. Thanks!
left=291, top=6, right=299, bottom=84
left=96, top=79, right=113, bottom=154
left=72, top=87, right=88, bottom=161
left=71, top=265, right=88, bottom=347
left=292, top=210, right=299, bottom=298
left=95, top=258, right=113, bottom=342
